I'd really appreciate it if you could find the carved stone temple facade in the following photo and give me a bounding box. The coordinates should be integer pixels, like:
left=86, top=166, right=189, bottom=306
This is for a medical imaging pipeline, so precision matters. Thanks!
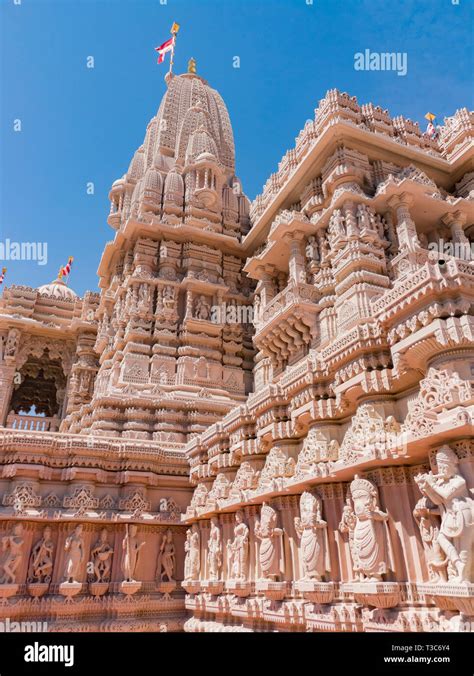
left=0, top=67, right=473, bottom=632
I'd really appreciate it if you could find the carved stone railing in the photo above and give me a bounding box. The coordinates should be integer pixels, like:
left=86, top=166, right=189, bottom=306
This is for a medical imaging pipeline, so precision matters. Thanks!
left=5, top=413, right=60, bottom=432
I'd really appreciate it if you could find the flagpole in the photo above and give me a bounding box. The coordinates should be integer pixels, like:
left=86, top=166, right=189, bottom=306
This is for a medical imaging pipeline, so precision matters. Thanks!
left=168, top=22, right=180, bottom=77
left=169, top=25, right=177, bottom=77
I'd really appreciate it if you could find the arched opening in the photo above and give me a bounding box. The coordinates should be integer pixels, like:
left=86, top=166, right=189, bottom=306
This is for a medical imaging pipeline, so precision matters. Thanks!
left=6, top=350, right=66, bottom=431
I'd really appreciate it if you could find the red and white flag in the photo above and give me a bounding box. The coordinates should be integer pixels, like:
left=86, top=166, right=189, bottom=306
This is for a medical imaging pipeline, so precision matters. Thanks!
left=0, top=267, right=6, bottom=286
left=155, top=37, right=174, bottom=64
left=59, top=256, right=74, bottom=279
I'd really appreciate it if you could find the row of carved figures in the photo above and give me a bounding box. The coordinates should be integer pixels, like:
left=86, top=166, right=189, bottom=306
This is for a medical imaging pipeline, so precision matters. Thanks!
left=0, top=524, right=176, bottom=588
left=184, top=446, right=474, bottom=585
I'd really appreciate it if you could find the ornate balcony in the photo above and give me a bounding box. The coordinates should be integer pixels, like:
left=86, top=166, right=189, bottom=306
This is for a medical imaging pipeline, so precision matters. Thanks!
left=254, top=281, right=320, bottom=368
left=5, top=413, right=60, bottom=432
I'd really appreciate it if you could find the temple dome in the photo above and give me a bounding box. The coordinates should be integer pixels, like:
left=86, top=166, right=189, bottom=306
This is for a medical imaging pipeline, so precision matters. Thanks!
left=108, top=68, right=248, bottom=230
left=127, top=146, right=145, bottom=182
left=153, top=72, right=235, bottom=175
left=164, top=166, right=184, bottom=199
left=38, top=278, right=78, bottom=300
left=185, top=127, right=219, bottom=165
left=111, top=176, right=125, bottom=190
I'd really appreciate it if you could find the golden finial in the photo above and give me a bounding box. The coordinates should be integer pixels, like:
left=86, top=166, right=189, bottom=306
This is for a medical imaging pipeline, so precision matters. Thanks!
left=188, top=57, right=197, bottom=74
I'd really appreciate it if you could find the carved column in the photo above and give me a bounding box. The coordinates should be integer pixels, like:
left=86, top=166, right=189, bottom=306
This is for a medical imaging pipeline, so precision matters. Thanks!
left=285, top=232, right=306, bottom=283
left=0, top=364, right=16, bottom=426
left=442, top=210, right=469, bottom=247
left=388, top=193, right=419, bottom=251
left=256, top=266, right=276, bottom=308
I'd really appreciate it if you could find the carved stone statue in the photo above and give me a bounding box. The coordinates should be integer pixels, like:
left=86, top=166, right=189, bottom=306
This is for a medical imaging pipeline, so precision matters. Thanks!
left=329, top=209, right=346, bottom=238
left=163, top=285, right=175, bottom=309
left=255, top=503, right=282, bottom=580
left=305, top=235, right=319, bottom=263
left=90, top=529, right=114, bottom=582
left=207, top=517, right=222, bottom=580
left=227, top=510, right=249, bottom=580
left=338, top=493, right=358, bottom=579
left=63, top=524, right=85, bottom=583
left=0, top=523, right=24, bottom=584
left=29, top=526, right=54, bottom=583
left=4, top=329, right=20, bottom=358
left=412, top=496, right=447, bottom=582
left=121, top=524, right=145, bottom=582
left=184, top=524, right=200, bottom=580
left=194, top=295, right=211, bottom=320
left=138, top=283, right=150, bottom=310
left=357, top=203, right=372, bottom=231
left=294, top=492, right=328, bottom=581
left=415, top=445, right=474, bottom=583
left=349, top=476, right=393, bottom=581
left=157, top=529, right=175, bottom=582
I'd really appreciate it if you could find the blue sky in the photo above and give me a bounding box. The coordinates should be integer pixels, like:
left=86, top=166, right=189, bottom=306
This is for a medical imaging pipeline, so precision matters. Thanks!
left=1, top=0, right=473, bottom=295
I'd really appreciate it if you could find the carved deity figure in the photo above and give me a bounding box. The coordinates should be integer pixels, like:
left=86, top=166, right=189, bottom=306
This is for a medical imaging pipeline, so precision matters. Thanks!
left=127, top=286, right=137, bottom=313
left=305, top=235, right=320, bottom=263
left=0, top=524, right=24, bottom=584
left=184, top=525, right=200, bottom=580
left=207, top=517, right=222, bottom=580
left=318, top=232, right=329, bottom=262
left=138, top=283, right=150, bottom=310
left=338, top=494, right=358, bottom=579
left=412, top=497, right=447, bottom=582
left=29, top=526, right=54, bottom=583
left=156, top=529, right=175, bottom=582
left=227, top=510, right=249, bottom=580
left=415, top=445, right=474, bottom=583
left=63, top=524, right=85, bottom=583
left=357, top=203, right=372, bottom=231
left=163, top=285, right=175, bottom=309
left=90, top=529, right=114, bottom=583
left=79, top=370, right=91, bottom=395
left=329, top=209, right=346, bottom=238
left=121, top=524, right=145, bottom=582
left=294, top=492, right=328, bottom=581
left=253, top=294, right=261, bottom=324
left=255, top=503, right=282, bottom=580
left=349, top=476, right=393, bottom=581
left=194, top=295, right=210, bottom=321
left=4, top=329, right=20, bottom=358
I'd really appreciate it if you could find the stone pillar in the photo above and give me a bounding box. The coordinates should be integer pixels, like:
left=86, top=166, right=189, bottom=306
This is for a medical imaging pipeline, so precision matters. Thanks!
left=273, top=495, right=298, bottom=582
left=442, top=210, right=469, bottom=248
left=388, top=193, right=419, bottom=251
left=185, top=289, right=193, bottom=319
left=256, top=266, right=276, bottom=308
left=243, top=505, right=260, bottom=582
left=285, top=232, right=306, bottom=283
left=0, top=364, right=16, bottom=426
